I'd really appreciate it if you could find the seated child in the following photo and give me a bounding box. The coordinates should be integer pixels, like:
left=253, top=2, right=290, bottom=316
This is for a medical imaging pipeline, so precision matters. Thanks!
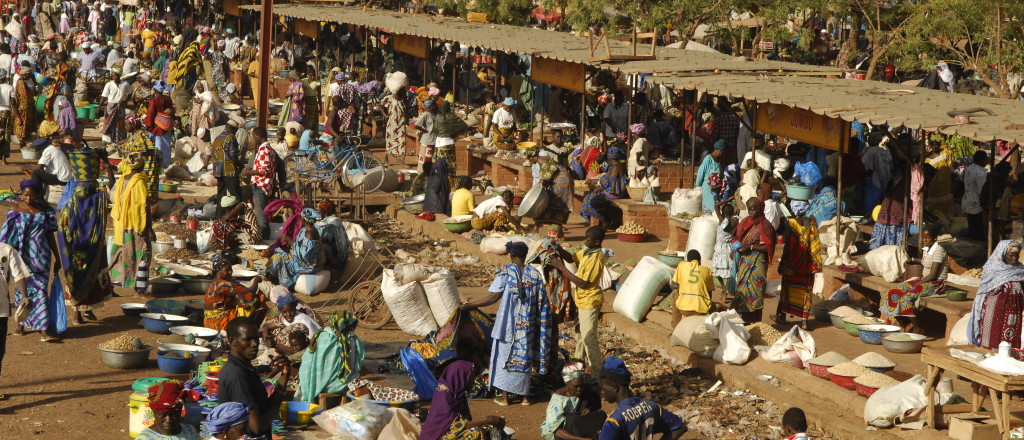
left=671, top=250, right=715, bottom=327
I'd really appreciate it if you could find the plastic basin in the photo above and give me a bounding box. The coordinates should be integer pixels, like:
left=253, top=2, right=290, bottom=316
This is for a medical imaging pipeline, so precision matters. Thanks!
left=169, top=326, right=219, bottom=341
left=807, top=363, right=831, bottom=380
left=882, top=333, right=926, bottom=354
left=657, top=253, right=686, bottom=268
left=279, top=401, right=322, bottom=425
left=856, top=383, right=881, bottom=398
left=84, top=103, right=98, bottom=119
left=829, top=313, right=847, bottom=329
left=149, top=277, right=181, bottom=295
left=20, top=148, right=39, bottom=160
left=156, top=350, right=198, bottom=374
left=98, top=346, right=151, bottom=369
left=856, top=324, right=901, bottom=345
left=141, top=313, right=190, bottom=334
left=829, top=373, right=858, bottom=390
left=147, top=299, right=186, bottom=315
left=786, top=184, right=815, bottom=200
left=155, top=343, right=211, bottom=363
left=618, top=233, right=646, bottom=243
left=120, top=303, right=147, bottom=316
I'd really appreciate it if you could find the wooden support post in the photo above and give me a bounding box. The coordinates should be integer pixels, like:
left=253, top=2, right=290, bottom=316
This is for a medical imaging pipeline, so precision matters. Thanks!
left=256, top=0, right=273, bottom=127
left=989, top=140, right=997, bottom=254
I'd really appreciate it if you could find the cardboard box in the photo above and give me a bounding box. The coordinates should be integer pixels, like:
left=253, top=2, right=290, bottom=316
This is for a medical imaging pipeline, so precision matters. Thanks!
left=949, top=415, right=1000, bottom=440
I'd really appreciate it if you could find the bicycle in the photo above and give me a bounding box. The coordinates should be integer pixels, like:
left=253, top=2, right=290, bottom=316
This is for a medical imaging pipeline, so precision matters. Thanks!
left=294, top=133, right=386, bottom=192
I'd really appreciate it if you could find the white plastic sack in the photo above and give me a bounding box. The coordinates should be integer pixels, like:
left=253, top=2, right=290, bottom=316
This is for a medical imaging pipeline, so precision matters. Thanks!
left=706, top=311, right=751, bottom=365
left=612, top=256, right=675, bottom=322
left=670, top=316, right=719, bottom=358
left=421, top=268, right=460, bottom=327
left=864, top=375, right=928, bottom=428
left=393, top=263, right=432, bottom=285
left=670, top=188, right=703, bottom=216
left=947, top=313, right=971, bottom=346
left=685, top=215, right=719, bottom=269
left=293, top=269, right=331, bottom=296
left=196, top=228, right=213, bottom=254
left=946, top=273, right=981, bottom=287
left=313, top=400, right=393, bottom=439
left=859, top=245, right=909, bottom=282
left=480, top=234, right=531, bottom=255
left=381, top=269, right=437, bottom=337
left=742, top=150, right=772, bottom=171
left=344, top=221, right=377, bottom=257
left=757, top=325, right=816, bottom=364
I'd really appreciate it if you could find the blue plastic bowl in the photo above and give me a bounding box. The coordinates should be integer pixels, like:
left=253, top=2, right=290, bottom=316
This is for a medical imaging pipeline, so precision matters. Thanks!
left=146, top=299, right=186, bottom=315
left=141, top=313, right=190, bottom=334
left=279, top=401, right=323, bottom=425
left=157, top=350, right=197, bottom=374
left=857, top=324, right=901, bottom=345
left=866, top=365, right=896, bottom=374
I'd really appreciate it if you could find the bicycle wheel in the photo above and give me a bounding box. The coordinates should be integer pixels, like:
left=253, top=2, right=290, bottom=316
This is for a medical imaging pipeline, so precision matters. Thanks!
left=341, top=150, right=386, bottom=192
left=348, top=280, right=392, bottom=329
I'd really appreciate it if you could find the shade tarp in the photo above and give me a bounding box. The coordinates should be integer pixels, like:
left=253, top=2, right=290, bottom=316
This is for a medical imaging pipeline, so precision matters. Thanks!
left=244, top=4, right=842, bottom=76
left=655, top=74, right=1024, bottom=144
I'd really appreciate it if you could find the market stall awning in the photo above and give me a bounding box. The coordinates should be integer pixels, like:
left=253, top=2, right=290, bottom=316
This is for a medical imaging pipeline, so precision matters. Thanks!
left=244, top=4, right=842, bottom=76
left=653, top=74, right=1024, bottom=144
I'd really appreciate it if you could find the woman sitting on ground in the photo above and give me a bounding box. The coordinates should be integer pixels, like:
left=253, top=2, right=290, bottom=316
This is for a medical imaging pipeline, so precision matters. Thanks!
left=579, top=149, right=627, bottom=229
left=313, top=199, right=349, bottom=269
left=880, top=223, right=947, bottom=333
left=471, top=190, right=522, bottom=232
left=262, top=294, right=321, bottom=356
left=970, top=240, right=1024, bottom=349
left=212, top=195, right=262, bottom=251
left=451, top=176, right=476, bottom=217
left=266, top=209, right=325, bottom=289
left=540, top=360, right=606, bottom=440
left=135, top=380, right=199, bottom=440
left=420, top=340, right=505, bottom=440
left=204, top=252, right=267, bottom=331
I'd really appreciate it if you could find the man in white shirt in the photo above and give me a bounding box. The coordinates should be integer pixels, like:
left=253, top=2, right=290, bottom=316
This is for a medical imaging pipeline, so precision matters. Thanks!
left=100, top=70, right=123, bottom=107
left=121, top=50, right=139, bottom=78
left=0, top=241, right=29, bottom=399
left=963, top=150, right=988, bottom=240
left=222, top=29, right=241, bottom=60
left=602, top=90, right=628, bottom=138
left=29, top=138, right=72, bottom=187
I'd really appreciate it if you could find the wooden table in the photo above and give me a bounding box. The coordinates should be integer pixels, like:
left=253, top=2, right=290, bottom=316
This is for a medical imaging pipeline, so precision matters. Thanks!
left=922, top=346, right=1024, bottom=438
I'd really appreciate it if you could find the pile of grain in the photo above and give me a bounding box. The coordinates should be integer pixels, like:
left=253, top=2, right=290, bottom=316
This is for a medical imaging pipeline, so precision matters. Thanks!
left=239, top=249, right=264, bottom=260
left=99, top=334, right=149, bottom=351
left=154, top=222, right=197, bottom=242
left=843, top=314, right=879, bottom=325
left=807, top=351, right=850, bottom=367
left=155, top=232, right=172, bottom=242
left=827, top=362, right=871, bottom=378
left=852, top=352, right=895, bottom=368
left=815, top=300, right=845, bottom=310
left=159, top=248, right=201, bottom=262
left=854, top=372, right=899, bottom=389
left=830, top=306, right=860, bottom=317
left=746, top=323, right=784, bottom=346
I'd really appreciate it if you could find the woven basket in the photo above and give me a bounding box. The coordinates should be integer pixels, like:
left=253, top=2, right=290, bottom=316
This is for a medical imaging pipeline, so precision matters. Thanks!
left=627, top=186, right=647, bottom=201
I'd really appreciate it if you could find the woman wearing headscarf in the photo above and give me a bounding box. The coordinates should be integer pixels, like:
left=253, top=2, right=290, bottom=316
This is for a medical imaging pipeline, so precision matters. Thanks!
left=266, top=209, right=325, bottom=289
left=880, top=223, right=947, bottom=333
left=109, top=153, right=152, bottom=296
left=970, top=240, right=1024, bottom=349
left=11, top=64, right=35, bottom=145
left=262, top=293, right=321, bottom=356
left=535, top=156, right=573, bottom=236
left=135, top=380, right=199, bottom=440
left=807, top=182, right=838, bottom=225
left=579, top=149, right=627, bottom=228
left=204, top=402, right=250, bottom=440
left=736, top=168, right=761, bottom=217
left=776, top=200, right=821, bottom=328
left=152, top=49, right=169, bottom=73
left=212, top=196, right=261, bottom=251
left=421, top=158, right=452, bottom=218
left=419, top=346, right=504, bottom=440
left=204, top=251, right=267, bottom=331
left=460, top=241, right=552, bottom=406
left=276, top=71, right=304, bottom=127
left=1, top=180, right=59, bottom=341
left=314, top=199, right=349, bottom=269
left=190, top=79, right=217, bottom=137
left=627, top=123, right=651, bottom=179
left=696, top=140, right=726, bottom=213
left=433, top=101, right=469, bottom=173
left=145, top=80, right=175, bottom=167
left=382, top=71, right=409, bottom=162
left=540, top=360, right=605, bottom=440
left=869, top=186, right=905, bottom=249
left=731, top=197, right=776, bottom=323
left=58, top=180, right=113, bottom=326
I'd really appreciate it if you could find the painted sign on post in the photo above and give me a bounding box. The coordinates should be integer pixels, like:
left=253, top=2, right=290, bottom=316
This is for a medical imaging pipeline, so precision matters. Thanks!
left=531, top=56, right=585, bottom=93
left=393, top=34, right=429, bottom=59
left=755, top=103, right=849, bottom=152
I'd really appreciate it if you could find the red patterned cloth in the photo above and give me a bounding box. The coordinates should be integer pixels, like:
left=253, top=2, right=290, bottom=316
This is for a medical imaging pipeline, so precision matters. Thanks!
left=251, top=142, right=276, bottom=194
left=147, top=380, right=185, bottom=413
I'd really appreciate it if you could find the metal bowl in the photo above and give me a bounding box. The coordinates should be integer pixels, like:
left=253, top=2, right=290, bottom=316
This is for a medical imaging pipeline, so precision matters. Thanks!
left=401, top=194, right=426, bottom=214
left=98, top=346, right=151, bottom=369
left=882, top=333, right=927, bottom=354
left=517, top=185, right=549, bottom=218
left=181, top=278, right=213, bottom=295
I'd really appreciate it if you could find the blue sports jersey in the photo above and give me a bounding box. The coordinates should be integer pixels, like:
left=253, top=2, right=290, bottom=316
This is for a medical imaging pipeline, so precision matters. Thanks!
left=599, top=396, right=685, bottom=440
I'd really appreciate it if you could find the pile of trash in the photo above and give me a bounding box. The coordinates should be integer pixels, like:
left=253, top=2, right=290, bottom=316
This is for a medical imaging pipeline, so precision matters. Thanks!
left=365, top=214, right=497, bottom=287
left=577, top=328, right=839, bottom=440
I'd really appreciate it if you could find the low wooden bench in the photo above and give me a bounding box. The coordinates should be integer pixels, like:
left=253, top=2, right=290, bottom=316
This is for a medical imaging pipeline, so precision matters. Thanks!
left=822, top=266, right=975, bottom=338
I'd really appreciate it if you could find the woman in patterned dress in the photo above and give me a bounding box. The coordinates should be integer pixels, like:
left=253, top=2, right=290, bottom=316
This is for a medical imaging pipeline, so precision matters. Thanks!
left=970, top=240, right=1024, bottom=349
left=731, top=197, right=776, bottom=324
left=57, top=181, right=113, bottom=326
left=277, top=72, right=304, bottom=127
left=204, top=252, right=267, bottom=332
left=108, top=152, right=152, bottom=296
left=881, top=224, right=947, bottom=333
left=382, top=71, right=408, bottom=162
left=460, top=241, right=552, bottom=406
left=11, top=70, right=35, bottom=145
left=776, top=200, right=821, bottom=328
left=0, top=180, right=59, bottom=341
left=266, top=209, right=325, bottom=289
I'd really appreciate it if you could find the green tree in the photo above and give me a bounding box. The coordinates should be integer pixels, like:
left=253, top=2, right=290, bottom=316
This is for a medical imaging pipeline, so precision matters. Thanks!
left=542, top=0, right=733, bottom=43
left=898, top=0, right=1024, bottom=99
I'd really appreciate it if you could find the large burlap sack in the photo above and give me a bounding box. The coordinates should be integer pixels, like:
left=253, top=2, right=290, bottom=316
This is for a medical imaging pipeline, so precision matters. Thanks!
left=670, top=315, right=719, bottom=358
left=381, top=269, right=437, bottom=337
left=421, top=268, right=460, bottom=327
left=859, top=245, right=908, bottom=282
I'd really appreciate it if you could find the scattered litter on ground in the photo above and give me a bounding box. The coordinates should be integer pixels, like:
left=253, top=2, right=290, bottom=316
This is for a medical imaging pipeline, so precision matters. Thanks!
left=364, top=214, right=497, bottom=286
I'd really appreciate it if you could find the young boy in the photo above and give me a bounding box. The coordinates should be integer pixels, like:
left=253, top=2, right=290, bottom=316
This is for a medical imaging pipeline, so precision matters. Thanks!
left=782, top=407, right=809, bottom=440
left=598, top=356, right=687, bottom=440
left=286, top=330, right=309, bottom=364
left=552, top=226, right=607, bottom=376
left=671, top=249, right=715, bottom=327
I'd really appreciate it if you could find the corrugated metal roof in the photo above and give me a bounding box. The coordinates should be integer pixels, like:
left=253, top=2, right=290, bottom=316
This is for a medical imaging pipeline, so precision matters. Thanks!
left=245, top=4, right=842, bottom=75
left=655, top=74, right=1024, bottom=143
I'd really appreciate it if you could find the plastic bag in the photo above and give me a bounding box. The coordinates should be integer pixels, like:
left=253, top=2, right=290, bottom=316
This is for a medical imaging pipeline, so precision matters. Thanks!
left=670, top=188, right=702, bottom=216
left=313, top=400, right=393, bottom=439
left=196, top=229, right=213, bottom=254
left=378, top=408, right=421, bottom=439
left=756, top=325, right=816, bottom=364
left=706, top=311, right=751, bottom=365
left=793, top=161, right=823, bottom=187
left=864, top=375, right=927, bottom=428
left=48, top=277, right=66, bottom=335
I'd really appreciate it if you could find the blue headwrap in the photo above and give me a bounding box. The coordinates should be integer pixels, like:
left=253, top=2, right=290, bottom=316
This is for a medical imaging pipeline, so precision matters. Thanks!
left=713, top=139, right=726, bottom=151
left=790, top=200, right=811, bottom=216
left=301, top=208, right=321, bottom=221
left=204, top=402, right=249, bottom=434
left=276, top=294, right=300, bottom=310
left=608, top=147, right=625, bottom=160
left=601, top=356, right=631, bottom=385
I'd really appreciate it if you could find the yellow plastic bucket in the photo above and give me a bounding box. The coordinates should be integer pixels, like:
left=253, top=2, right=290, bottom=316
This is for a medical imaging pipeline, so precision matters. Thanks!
left=128, top=392, right=155, bottom=438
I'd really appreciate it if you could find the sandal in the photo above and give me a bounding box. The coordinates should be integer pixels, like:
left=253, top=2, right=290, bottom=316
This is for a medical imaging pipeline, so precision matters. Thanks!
left=39, top=336, right=58, bottom=343
left=492, top=398, right=509, bottom=406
